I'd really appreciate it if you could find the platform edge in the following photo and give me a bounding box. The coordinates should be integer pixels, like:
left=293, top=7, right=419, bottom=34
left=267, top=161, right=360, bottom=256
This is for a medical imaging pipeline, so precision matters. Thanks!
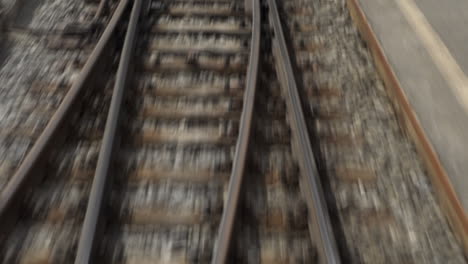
left=346, top=0, right=468, bottom=255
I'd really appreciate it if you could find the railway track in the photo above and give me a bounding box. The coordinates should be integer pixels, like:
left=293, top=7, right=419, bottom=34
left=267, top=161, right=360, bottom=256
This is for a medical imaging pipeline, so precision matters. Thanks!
left=1, top=0, right=466, bottom=263
left=1, top=0, right=339, bottom=262
left=76, top=0, right=261, bottom=262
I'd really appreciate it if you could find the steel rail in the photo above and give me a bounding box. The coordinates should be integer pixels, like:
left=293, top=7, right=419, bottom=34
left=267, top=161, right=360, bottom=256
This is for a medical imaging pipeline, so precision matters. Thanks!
left=210, top=0, right=261, bottom=263
left=267, top=0, right=341, bottom=263
left=0, top=0, right=130, bottom=227
left=74, top=0, right=143, bottom=263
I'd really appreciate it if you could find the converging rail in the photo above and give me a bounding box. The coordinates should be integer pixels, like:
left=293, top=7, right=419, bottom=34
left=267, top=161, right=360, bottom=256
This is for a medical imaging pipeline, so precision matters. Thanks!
left=0, top=0, right=130, bottom=233
left=0, top=0, right=130, bottom=262
left=210, top=0, right=261, bottom=262
left=75, top=0, right=144, bottom=262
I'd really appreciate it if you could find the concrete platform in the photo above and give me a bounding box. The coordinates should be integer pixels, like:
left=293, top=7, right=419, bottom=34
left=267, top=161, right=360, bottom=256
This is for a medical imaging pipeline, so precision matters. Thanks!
left=355, top=0, right=468, bottom=213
